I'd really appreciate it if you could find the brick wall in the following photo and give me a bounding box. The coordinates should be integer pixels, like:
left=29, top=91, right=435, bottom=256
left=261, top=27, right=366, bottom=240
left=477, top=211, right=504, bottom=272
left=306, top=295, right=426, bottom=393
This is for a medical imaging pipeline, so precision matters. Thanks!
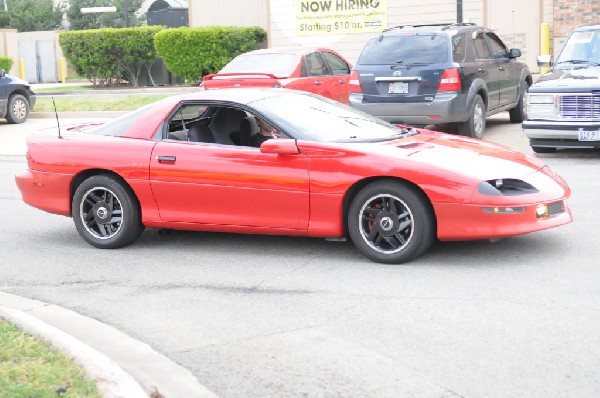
left=554, top=0, right=599, bottom=36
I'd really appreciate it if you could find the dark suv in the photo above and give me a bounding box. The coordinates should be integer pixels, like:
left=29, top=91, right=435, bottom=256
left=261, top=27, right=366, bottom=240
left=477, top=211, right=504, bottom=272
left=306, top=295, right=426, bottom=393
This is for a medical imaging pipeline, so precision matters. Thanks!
left=349, top=23, right=532, bottom=138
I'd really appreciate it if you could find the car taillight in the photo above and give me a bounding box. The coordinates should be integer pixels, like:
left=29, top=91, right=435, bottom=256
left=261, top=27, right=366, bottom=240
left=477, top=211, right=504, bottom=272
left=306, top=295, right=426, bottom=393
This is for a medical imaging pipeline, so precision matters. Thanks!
left=349, top=70, right=362, bottom=94
left=438, top=68, right=461, bottom=92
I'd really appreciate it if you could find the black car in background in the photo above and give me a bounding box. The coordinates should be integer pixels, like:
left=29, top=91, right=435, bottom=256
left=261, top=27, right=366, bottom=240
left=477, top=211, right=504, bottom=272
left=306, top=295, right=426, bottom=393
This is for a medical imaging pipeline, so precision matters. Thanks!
left=523, top=24, right=600, bottom=153
left=0, top=69, right=36, bottom=124
left=349, top=23, right=532, bottom=138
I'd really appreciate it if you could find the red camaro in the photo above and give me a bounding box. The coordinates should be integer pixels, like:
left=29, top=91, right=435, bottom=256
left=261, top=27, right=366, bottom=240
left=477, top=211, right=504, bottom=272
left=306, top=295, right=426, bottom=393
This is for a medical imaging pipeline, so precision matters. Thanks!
left=16, top=89, right=572, bottom=264
left=199, top=48, right=352, bottom=104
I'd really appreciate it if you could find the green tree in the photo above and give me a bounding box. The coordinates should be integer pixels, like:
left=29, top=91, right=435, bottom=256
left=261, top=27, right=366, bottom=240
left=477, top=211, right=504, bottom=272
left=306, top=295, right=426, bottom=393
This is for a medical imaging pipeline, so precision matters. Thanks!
left=0, top=0, right=63, bottom=31
left=66, top=0, right=145, bottom=30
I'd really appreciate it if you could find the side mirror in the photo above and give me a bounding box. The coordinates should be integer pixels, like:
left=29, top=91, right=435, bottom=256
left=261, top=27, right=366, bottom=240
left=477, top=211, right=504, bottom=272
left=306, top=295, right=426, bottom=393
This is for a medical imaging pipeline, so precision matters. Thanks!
left=0, top=69, right=5, bottom=78
left=537, top=55, right=553, bottom=67
left=260, top=138, right=300, bottom=155
left=509, top=48, right=521, bottom=59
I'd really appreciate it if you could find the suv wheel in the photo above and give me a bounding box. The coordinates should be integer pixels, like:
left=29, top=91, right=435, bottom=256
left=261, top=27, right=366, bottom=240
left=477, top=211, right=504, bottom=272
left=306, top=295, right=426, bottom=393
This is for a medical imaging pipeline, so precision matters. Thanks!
left=457, top=95, right=486, bottom=139
left=509, top=83, right=529, bottom=123
left=5, top=94, right=30, bottom=124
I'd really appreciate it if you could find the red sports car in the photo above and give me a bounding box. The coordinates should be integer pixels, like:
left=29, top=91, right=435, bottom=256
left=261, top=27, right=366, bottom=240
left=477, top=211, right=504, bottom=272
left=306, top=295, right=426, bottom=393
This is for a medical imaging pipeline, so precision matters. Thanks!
left=199, top=48, right=352, bottom=104
left=16, top=89, right=572, bottom=264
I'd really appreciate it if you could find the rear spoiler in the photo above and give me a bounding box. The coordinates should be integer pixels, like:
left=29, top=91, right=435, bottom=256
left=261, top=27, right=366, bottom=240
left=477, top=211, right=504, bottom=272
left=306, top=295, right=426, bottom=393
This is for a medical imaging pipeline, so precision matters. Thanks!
left=202, top=72, right=283, bottom=80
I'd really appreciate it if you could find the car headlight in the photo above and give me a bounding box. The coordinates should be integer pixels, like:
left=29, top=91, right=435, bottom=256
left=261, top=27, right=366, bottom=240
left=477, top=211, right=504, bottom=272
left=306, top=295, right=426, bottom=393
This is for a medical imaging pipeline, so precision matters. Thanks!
left=477, top=179, right=539, bottom=196
left=527, top=94, right=554, bottom=104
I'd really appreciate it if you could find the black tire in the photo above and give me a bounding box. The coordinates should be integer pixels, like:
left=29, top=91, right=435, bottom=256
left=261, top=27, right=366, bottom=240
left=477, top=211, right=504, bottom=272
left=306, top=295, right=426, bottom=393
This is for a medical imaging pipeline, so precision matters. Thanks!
left=457, top=94, right=486, bottom=139
left=509, top=83, right=529, bottom=123
left=5, top=94, right=30, bottom=124
left=348, top=180, right=436, bottom=264
left=531, top=146, right=556, bottom=154
left=72, top=175, right=144, bottom=249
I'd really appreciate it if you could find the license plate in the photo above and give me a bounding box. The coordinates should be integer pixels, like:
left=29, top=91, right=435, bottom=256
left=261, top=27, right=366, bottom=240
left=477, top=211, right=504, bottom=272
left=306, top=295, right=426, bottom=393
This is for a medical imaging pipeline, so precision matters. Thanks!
left=388, top=82, right=408, bottom=94
left=578, top=130, right=600, bottom=141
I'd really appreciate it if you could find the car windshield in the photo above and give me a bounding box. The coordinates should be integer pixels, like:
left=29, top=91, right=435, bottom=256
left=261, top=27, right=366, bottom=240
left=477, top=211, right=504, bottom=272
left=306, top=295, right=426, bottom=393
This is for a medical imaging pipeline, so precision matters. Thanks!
left=84, top=103, right=155, bottom=136
left=250, top=93, right=410, bottom=142
left=358, top=34, right=449, bottom=65
left=555, top=30, right=600, bottom=68
left=220, top=53, right=298, bottom=77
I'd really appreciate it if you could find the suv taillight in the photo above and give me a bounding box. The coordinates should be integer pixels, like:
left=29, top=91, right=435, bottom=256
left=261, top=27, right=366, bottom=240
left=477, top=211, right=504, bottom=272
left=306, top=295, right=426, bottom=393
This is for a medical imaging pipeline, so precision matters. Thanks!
left=438, top=68, right=461, bottom=92
left=349, top=70, right=362, bottom=94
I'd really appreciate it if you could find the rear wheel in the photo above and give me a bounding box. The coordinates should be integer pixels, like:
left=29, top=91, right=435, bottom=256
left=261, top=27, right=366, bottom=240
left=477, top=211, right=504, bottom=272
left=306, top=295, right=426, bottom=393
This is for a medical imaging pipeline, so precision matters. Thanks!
left=348, top=181, right=435, bottom=264
left=5, top=94, right=29, bottom=124
left=457, top=95, right=486, bottom=139
left=72, top=175, right=144, bottom=248
left=509, top=83, right=529, bottom=123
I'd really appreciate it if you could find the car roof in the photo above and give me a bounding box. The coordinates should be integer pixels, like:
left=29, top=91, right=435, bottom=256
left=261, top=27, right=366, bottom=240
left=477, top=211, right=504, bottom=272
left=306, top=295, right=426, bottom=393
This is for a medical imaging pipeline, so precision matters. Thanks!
left=236, top=47, right=339, bottom=57
left=173, top=87, right=312, bottom=105
left=574, top=24, right=600, bottom=32
left=381, top=22, right=480, bottom=35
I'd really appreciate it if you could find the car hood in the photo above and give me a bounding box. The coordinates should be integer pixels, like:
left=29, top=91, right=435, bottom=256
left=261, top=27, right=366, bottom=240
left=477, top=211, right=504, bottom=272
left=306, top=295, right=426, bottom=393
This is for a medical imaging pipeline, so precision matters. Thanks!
left=345, top=130, right=546, bottom=181
left=531, top=66, right=600, bottom=92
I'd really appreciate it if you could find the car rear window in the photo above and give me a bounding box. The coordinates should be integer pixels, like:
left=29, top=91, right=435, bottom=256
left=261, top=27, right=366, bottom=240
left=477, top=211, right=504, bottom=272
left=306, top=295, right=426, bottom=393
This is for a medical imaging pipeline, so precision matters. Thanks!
left=220, top=53, right=298, bottom=77
left=358, top=34, right=449, bottom=65
left=84, top=103, right=155, bottom=137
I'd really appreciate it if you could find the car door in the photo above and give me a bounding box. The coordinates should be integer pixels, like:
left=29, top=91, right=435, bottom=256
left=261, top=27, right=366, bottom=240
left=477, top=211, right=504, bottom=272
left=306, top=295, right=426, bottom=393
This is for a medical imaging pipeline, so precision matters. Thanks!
left=473, top=31, right=500, bottom=111
left=293, top=52, right=339, bottom=100
left=485, top=32, right=521, bottom=107
left=320, top=51, right=351, bottom=104
left=149, top=138, right=310, bottom=230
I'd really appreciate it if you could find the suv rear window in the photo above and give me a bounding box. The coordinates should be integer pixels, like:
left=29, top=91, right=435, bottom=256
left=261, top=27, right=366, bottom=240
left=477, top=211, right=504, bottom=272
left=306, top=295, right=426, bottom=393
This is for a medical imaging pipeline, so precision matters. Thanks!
left=358, top=34, right=449, bottom=65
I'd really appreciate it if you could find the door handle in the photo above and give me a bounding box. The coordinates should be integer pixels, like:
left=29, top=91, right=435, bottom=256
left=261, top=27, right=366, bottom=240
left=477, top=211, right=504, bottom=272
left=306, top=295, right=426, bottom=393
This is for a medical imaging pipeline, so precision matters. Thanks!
left=499, top=66, right=505, bottom=71
left=478, top=68, right=485, bottom=73
left=156, top=156, right=176, bottom=164
left=314, top=81, right=322, bottom=85
left=339, top=79, right=346, bottom=84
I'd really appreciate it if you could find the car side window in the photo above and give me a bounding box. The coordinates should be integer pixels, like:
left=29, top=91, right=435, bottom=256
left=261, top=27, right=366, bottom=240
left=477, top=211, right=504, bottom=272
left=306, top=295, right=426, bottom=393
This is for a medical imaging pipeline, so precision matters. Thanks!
left=473, top=32, right=491, bottom=59
left=320, top=51, right=350, bottom=76
left=304, top=52, right=331, bottom=76
left=486, top=33, right=508, bottom=59
left=452, top=33, right=467, bottom=62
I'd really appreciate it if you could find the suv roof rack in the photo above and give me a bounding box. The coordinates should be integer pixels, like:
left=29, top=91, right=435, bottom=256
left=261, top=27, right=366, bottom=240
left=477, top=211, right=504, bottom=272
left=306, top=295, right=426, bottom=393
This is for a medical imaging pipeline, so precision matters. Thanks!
left=383, top=22, right=476, bottom=32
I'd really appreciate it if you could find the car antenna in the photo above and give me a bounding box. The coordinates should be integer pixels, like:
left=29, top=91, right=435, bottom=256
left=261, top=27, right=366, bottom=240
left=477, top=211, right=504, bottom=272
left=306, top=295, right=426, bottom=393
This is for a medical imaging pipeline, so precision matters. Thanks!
left=52, top=96, right=62, bottom=139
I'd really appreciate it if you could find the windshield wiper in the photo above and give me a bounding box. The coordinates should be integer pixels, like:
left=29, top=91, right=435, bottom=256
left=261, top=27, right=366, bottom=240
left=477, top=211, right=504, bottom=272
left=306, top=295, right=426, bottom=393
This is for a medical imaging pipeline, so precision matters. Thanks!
left=555, top=59, right=600, bottom=67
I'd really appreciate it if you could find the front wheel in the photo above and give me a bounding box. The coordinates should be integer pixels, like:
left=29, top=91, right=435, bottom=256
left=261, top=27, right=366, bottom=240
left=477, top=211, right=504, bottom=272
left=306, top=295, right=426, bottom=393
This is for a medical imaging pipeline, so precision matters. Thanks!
left=5, top=94, right=29, bottom=124
left=457, top=95, right=486, bottom=139
left=72, top=175, right=144, bottom=248
left=348, top=181, right=436, bottom=264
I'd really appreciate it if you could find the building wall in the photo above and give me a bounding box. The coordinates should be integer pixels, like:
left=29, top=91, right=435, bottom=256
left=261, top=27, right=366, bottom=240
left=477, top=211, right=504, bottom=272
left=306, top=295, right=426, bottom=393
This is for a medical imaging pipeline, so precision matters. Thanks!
left=189, top=0, right=269, bottom=29
left=0, top=29, right=20, bottom=76
left=552, top=0, right=599, bottom=56
left=188, top=0, right=582, bottom=71
left=270, top=0, right=484, bottom=64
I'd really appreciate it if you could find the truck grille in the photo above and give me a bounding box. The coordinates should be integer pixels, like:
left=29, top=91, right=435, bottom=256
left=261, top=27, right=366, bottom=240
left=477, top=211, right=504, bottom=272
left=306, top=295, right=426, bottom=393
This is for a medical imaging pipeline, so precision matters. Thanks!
left=558, top=94, right=600, bottom=120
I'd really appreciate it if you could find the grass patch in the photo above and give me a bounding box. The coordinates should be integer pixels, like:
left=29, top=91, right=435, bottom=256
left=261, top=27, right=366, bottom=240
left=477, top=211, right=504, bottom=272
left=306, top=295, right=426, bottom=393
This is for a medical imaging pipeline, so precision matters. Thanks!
left=33, top=95, right=170, bottom=112
left=0, top=319, right=101, bottom=398
left=34, top=85, right=94, bottom=93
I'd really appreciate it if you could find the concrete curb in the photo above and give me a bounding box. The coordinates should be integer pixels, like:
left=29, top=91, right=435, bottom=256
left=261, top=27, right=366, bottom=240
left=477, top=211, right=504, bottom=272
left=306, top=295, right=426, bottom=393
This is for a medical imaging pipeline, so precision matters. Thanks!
left=0, top=292, right=217, bottom=398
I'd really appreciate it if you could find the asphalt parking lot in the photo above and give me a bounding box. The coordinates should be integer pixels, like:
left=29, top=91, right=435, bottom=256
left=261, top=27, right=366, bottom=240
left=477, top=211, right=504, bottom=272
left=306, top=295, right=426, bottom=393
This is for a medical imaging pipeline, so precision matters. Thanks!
left=1, top=111, right=600, bottom=397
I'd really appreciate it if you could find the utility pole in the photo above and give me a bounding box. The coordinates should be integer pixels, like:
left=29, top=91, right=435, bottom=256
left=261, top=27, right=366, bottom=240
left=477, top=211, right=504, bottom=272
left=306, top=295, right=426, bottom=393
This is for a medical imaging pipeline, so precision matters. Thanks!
left=124, top=0, right=129, bottom=27
left=457, top=0, right=463, bottom=23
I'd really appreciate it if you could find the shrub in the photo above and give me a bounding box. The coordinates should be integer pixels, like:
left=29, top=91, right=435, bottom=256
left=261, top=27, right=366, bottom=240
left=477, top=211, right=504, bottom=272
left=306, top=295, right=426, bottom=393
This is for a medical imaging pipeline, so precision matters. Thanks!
left=0, top=56, right=14, bottom=72
left=59, top=26, right=163, bottom=87
left=154, top=26, right=266, bottom=82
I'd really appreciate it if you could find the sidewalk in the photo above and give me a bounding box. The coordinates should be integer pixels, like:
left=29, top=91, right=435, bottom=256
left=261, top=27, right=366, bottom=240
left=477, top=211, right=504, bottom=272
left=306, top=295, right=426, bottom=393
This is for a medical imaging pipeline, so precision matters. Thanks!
left=0, top=292, right=216, bottom=398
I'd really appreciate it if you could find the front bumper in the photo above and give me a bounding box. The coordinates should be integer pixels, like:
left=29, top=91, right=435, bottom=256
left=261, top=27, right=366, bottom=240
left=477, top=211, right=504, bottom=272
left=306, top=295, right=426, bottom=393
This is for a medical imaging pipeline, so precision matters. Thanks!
left=434, top=199, right=572, bottom=241
left=522, top=120, right=600, bottom=148
left=349, top=92, right=468, bottom=125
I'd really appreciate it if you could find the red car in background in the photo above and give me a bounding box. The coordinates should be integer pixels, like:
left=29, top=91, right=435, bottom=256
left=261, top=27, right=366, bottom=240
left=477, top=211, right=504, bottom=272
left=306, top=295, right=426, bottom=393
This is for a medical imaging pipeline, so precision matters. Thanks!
left=200, top=48, right=353, bottom=103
